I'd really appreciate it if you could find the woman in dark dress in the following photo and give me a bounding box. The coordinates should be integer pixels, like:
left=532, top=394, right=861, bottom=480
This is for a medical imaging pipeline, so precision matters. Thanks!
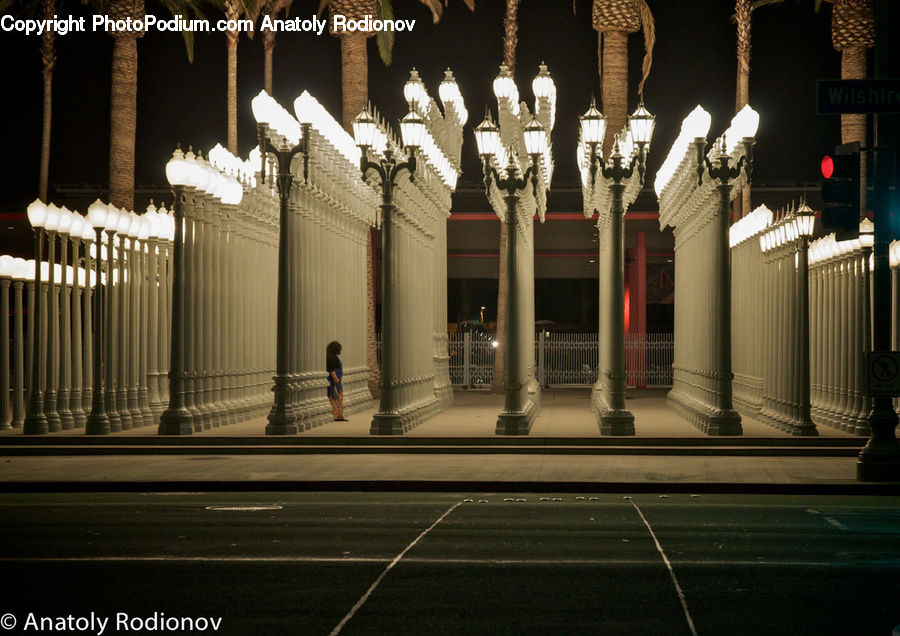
left=326, top=341, right=347, bottom=421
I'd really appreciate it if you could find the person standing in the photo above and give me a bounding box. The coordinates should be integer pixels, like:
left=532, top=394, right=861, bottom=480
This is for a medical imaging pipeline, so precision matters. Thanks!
left=327, top=341, right=348, bottom=421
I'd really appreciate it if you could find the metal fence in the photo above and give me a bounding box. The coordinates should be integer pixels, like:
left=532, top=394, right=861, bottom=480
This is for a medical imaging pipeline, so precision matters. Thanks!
left=380, top=332, right=673, bottom=390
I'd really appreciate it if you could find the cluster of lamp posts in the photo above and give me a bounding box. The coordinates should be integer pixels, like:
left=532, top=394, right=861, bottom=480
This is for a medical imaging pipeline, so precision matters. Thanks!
left=0, top=65, right=896, bottom=448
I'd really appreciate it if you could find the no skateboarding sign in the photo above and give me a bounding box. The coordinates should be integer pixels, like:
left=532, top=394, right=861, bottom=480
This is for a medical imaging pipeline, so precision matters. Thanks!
left=867, top=351, right=900, bottom=397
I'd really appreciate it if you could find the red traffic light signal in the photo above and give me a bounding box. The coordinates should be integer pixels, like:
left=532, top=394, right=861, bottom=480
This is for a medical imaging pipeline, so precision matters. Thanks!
left=820, top=142, right=860, bottom=241
left=820, top=155, right=834, bottom=179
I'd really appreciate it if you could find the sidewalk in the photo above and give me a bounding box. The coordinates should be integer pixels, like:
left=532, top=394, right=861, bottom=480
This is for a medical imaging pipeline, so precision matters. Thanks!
left=2, top=390, right=891, bottom=493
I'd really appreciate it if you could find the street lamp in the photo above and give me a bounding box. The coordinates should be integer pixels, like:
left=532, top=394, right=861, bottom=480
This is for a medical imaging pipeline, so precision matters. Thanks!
left=693, top=104, right=758, bottom=435
left=23, top=198, right=48, bottom=434
left=475, top=109, right=547, bottom=434
left=580, top=98, right=655, bottom=435
left=858, top=217, right=874, bottom=435
left=43, top=203, right=61, bottom=431
left=85, top=199, right=110, bottom=434
left=253, top=90, right=310, bottom=435
left=794, top=201, right=817, bottom=436
left=353, top=105, right=424, bottom=434
left=0, top=255, right=13, bottom=430
left=159, top=146, right=195, bottom=435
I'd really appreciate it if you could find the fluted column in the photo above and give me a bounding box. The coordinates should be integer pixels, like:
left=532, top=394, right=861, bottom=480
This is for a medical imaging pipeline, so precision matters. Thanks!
left=12, top=279, right=25, bottom=428
left=57, top=232, right=74, bottom=429
left=70, top=238, right=86, bottom=428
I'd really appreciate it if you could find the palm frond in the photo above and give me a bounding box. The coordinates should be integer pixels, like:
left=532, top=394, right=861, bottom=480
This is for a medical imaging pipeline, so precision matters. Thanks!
left=376, top=0, right=394, bottom=65
left=636, top=0, right=654, bottom=95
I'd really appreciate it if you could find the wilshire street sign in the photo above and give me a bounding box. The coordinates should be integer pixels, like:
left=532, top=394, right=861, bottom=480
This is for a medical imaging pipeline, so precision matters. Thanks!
left=817, top=79, right=900, bottom=114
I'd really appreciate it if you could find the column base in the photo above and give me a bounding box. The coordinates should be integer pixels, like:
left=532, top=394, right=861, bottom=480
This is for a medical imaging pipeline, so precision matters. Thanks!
left=495, top=400, right=537, bottom=436
left=370, top=412, right=403, bottom=436
left=85, top=414, right=110, bottom=435
left=598, top=409, right=635, bottom=436
left=707, top=410, right=743, bottom=436
left=158, top=407, right=194, bottom=435
left=22, top=414, right=48, bottom=435
left=788, top=422, right=818, bottom=436
left=265, top=410, right=298, bottom=435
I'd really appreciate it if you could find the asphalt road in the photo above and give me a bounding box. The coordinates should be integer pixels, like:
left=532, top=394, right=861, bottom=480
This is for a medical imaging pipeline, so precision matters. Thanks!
left=0, top=492, right=898, bottom=635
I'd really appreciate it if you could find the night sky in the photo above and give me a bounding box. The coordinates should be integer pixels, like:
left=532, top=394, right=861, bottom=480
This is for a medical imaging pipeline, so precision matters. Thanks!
left=0, top=0, right=851, bottom=215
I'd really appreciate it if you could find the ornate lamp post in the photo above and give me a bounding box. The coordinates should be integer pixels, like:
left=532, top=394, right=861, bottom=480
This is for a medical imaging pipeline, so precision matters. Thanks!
left=85, top=199, right=110, bottom=434
left=23, top=199, right=49, bottom=434
left=794, top=202, right=817, bottom=435
left=353, top=106, right=425, bottom=435
left=857, top=218, right=874, bottom=436
left=693, top=108, right=756, bottom=435
left=474, top=110, right=547, bottom=433
left=43, top=203, right=61, bottom=432
left=0, top=255, right=13, bottom=429
left=159, top=147, right=195, bottom=435
left=252, top=91, right=310, bottom=435
left=581, top=99, right=654, bottom=435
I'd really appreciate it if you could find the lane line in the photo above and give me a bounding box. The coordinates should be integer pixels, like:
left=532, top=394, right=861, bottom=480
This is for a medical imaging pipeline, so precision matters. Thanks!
left=824, top=516, right=849, bottom=531
left=329, top=500, right=463, bottom=636
left=630, top=500, right=698, bottom=636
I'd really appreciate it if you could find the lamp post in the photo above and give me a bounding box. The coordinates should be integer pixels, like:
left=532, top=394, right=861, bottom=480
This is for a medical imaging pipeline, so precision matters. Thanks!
left=694, top=131, right=754, bottom=435
left=474, top=111, right=547, bottom=433
left=68, top=211, right=87, bottom=428
left=43, top=204, right=61, bottom=432
left=0, top=255, right=13, bottom=429
left=23, top=199, right=48, bottom=434
left=85, top=200, right=110, bottom=434
left=11, top=258, right=27, bottom=428
left=794, top=202, right=817, bottom=436
left=857, top=218, right=874, bottom=436
left=353, top=106, right=425, bottom=434
left=159, top=146, right=195, bottom=435
left=253, top=91, right=310, bottom=435
left=580, top=99, right=654, bottom=435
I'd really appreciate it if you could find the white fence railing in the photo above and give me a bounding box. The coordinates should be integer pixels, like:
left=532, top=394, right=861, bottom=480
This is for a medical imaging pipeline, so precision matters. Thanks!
left=377, top=333, right=674, bottom=390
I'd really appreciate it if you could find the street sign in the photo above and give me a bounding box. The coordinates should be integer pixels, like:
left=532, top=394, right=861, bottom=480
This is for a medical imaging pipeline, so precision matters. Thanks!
left=817, top=79, right=900, bottom=114
left=867, top=351, right=900, bottom=397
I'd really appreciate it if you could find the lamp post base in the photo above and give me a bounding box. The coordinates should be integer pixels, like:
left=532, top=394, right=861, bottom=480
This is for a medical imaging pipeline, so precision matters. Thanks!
left=370, top=412, right=403, bottom=436
left=158, top=408, right=194, bottom=435
left=598, top=409, right=635, bottom=436
left=85, top=414, right=110, bottom=435
left=22, top=414, right=48, bottom=435
left=706, top=410, right=743, bottom=436
left=265, top=412, right=298, bottom=436
left=495, top=402, right=536, bottom=436
left=857, top=448, right=900, bottom=482
left=788, top=422, right=818, bottom=437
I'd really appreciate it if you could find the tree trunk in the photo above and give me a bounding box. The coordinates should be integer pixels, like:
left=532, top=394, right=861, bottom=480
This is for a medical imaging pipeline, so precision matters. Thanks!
left=841, top=44, right=867, bottom=217
left=39, top=0, right=56, bottom=203
left=601, top=30, right=628, bottom=160
left=503, top=0, right=519, bottom=72
left=263, top=28, right=275, bottom=95
left=109, top=34, right=138, bottom=210
left=227, top=32, right=238, bottom=155
left=734, top=0, right=752, bottom=221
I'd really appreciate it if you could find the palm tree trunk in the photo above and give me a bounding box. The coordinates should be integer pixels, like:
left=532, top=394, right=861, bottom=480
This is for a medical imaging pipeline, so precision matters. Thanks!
left=263, top=28, right=275, bottom=95
left=227, top=32, right=238, bottom=155
left=503, top=0, right=519, bottom=72
left=842, top=44, right=867, bottom=217
left=39, top=0, right=56, bottom=203
left=734, top=0, right=752, bottom=220
left=601, top=30, right=628, bottom=159
left=109, top=34, right=138, bottom=210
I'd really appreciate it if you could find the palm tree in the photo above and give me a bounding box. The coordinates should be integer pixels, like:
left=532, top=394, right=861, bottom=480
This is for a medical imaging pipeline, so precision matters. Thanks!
left=258, top=0, right=293, bottom=93
left=91, top=0, right=211, bottom=209
left=0, top=0, right=59, bottom=202
left=225, top=0, right=260, bottom=155
left=321, top=0, right=474, bottom=399
left=490, top=0, right=519, bottom=394
left=592, top=0, right=654, bottom=159
left=734, top=0, right=752, bottom=219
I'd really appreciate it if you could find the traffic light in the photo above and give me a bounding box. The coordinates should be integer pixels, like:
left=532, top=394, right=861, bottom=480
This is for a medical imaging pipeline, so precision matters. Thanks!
left=820, top=141, right=860, bottom=241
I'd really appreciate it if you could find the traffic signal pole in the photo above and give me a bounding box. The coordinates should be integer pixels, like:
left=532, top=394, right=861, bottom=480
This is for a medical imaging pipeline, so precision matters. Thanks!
left=857, top=0, right=900, bottom=481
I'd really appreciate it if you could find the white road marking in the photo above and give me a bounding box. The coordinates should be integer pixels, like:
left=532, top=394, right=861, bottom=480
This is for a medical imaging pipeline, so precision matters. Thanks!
left=329, top=500, right=463, bottom=636
left=824, top=516, right=849, bottom=531
left=630, top=500, right=699, bottom=636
